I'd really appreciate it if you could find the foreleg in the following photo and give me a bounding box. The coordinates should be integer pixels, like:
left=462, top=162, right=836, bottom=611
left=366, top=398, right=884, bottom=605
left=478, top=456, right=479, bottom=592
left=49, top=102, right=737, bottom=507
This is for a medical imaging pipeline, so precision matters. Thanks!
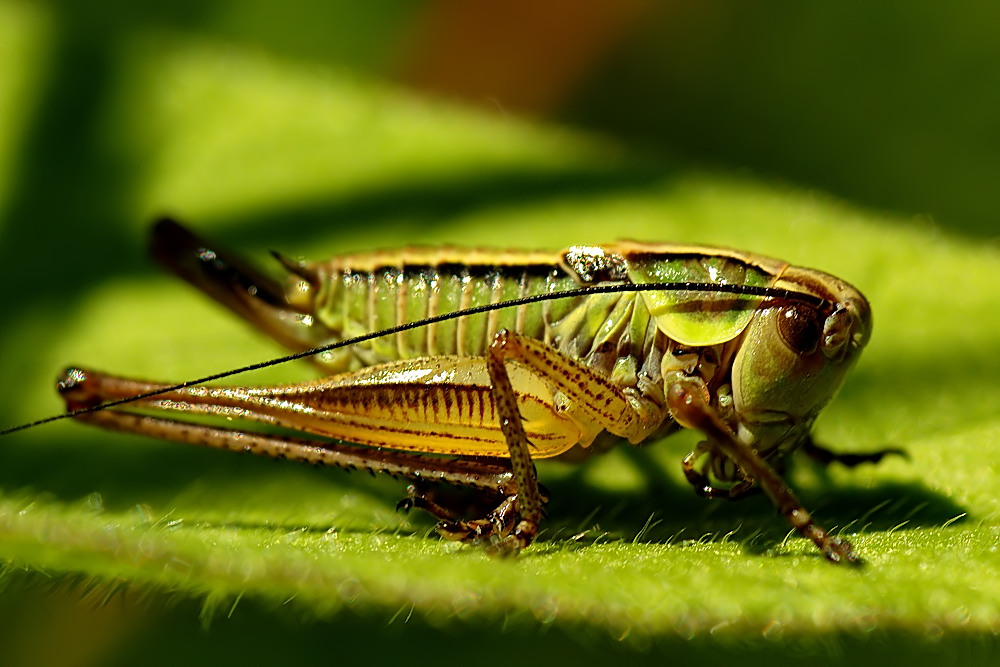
left=667, top=375, right=860, bottom=564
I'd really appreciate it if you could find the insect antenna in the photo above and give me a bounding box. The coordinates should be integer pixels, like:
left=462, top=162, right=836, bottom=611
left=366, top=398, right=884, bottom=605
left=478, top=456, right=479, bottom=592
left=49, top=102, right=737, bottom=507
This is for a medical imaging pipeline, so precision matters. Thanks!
left=0, top=281, right=826, bottom=436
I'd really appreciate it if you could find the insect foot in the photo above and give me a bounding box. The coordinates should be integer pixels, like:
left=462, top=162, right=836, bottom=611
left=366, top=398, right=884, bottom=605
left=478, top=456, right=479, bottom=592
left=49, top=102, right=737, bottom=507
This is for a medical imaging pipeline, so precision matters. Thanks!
left=824, top=536, right=861, bottom=566
left=787, top=508, right=862, bottom=566
left=480, top=521, right=538, bottom=558
left=494, top=519, right=540, bottom=557
left=429, top=494, right=539, bottom=557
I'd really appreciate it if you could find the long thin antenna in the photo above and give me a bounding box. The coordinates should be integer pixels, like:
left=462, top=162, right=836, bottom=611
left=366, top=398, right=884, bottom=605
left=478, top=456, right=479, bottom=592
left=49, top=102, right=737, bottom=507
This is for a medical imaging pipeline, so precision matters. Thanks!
left=0, top=281, right=824, bottom=436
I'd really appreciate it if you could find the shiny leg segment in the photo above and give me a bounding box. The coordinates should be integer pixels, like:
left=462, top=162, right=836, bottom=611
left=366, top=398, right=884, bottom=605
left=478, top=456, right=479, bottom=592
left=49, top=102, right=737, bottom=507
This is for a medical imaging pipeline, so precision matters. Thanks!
left=667, top=376, right=860, bottom=564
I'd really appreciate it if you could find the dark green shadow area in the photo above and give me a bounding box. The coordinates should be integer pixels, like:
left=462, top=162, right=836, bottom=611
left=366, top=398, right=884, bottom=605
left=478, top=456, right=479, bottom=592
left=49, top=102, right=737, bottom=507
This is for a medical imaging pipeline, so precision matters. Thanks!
left=565, top=2, right=1000, bottom=241
left=0, top=570, right=996, bottom=667
left=206, top=163, right=669, bottom=251
left=0, top=23, right=139, bottom=292
left=540, top=462, right=964, bottom=554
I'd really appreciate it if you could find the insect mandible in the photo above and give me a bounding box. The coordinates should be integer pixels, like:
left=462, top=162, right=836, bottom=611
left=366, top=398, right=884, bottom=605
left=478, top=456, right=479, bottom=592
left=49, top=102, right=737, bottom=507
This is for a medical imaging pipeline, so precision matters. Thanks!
left=45, top=219, right=902, bottom=564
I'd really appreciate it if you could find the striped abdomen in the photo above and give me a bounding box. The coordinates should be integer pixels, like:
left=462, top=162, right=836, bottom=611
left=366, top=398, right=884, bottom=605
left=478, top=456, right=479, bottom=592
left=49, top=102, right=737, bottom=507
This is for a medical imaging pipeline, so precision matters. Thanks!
left=303, top=248, right=586, bottom=370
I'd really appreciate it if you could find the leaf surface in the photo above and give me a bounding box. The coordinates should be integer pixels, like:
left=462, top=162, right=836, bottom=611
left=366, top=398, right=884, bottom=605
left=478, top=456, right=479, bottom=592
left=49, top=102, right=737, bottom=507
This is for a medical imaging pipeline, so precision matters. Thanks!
left=0, top=21, right=996, bottom=666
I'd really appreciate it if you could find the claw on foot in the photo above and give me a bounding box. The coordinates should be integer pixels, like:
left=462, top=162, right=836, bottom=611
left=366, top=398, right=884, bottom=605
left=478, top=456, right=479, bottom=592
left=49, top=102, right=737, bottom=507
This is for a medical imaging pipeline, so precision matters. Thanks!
left=823, top=535, right=863, bottom=566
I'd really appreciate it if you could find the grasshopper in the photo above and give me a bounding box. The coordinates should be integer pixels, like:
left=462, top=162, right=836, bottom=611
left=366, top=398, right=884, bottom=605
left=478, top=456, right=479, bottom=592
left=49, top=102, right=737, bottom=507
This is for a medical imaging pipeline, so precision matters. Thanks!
left=50, top=219, right=899, bottom=564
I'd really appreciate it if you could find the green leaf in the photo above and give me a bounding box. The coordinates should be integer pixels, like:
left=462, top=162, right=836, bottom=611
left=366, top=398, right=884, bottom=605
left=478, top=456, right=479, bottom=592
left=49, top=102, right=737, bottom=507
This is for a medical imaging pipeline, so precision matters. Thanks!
left=1, top=18, right=997, bottom=666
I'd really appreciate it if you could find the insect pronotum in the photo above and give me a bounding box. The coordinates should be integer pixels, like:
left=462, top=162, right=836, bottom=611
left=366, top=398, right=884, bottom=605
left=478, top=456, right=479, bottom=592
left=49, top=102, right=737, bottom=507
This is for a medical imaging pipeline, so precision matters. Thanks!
left=5, top=219, right=903, bottom=564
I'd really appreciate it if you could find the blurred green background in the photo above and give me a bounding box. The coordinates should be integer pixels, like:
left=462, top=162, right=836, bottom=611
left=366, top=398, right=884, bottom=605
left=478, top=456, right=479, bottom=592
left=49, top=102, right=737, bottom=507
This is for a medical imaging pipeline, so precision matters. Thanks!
left=0, top=1, right=998, bottom=665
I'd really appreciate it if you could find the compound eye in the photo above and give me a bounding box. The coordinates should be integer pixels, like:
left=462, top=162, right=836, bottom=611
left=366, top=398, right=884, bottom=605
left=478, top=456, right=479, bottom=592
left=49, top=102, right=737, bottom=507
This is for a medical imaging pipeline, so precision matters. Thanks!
left=777, top=303, right=822, bottom=356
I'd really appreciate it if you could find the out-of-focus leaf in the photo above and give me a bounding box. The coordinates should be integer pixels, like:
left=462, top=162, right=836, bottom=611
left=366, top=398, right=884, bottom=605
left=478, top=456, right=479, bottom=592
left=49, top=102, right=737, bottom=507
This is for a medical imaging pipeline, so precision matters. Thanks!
left=0, top=22, right=996, bottom=666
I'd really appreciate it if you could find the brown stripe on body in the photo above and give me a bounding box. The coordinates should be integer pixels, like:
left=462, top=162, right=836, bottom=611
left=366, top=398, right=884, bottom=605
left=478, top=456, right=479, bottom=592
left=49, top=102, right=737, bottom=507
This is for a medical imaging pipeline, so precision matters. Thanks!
left=604, top=242, right=789, bottom=279
left=318, top=247, right=561, bottom=275
left=325, top=382, right=501, bottom=427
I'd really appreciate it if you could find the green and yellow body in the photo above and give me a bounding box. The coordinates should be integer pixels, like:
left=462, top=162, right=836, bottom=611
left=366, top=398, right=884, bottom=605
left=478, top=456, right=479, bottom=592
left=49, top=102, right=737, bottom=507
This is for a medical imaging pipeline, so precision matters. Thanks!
left=58, top=220, right=881, bottom=563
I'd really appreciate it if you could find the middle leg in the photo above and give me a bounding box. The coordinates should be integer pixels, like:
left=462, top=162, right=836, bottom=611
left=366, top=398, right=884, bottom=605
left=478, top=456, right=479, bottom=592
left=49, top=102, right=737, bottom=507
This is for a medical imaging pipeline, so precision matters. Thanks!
left=482, top=329, right=669, bottom=554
